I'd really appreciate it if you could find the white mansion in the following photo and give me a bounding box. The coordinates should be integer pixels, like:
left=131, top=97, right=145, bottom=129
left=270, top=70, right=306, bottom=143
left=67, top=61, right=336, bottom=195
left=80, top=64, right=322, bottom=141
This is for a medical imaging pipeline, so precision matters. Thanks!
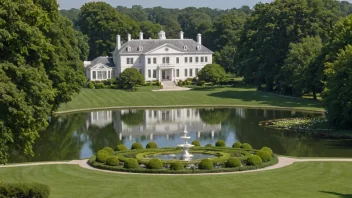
left=84, top=31, right=213, bottom=81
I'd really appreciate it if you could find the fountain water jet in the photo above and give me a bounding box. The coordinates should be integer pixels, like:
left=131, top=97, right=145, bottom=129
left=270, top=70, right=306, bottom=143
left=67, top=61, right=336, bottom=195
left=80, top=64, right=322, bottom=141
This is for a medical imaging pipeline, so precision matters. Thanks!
left=177, top=125, right=194, bottom=161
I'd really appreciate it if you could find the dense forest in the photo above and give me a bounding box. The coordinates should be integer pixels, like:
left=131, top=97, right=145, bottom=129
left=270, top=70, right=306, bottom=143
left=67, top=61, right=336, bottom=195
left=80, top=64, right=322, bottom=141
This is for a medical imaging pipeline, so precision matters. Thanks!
left=1, top=0, right=352, bottom=164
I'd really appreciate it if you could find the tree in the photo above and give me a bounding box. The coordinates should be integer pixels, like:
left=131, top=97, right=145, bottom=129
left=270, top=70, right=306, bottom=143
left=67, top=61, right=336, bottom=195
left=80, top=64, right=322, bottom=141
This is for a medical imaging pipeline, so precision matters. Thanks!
left=197, top=64, right=226, bottom=85
left=214, top=45, right=237, bottom=73
left=78, top=2, right=140, bottom=59
left=177, top=9, right=213, bottom=40
left=120, top=110, right=144, bottom=126
left=139, top=21, right=162, bottom=39
left=116, top=5, right=148, bottom=22
left=199, top=108, right=230, bottom=124
left=117, top=68, right=144, bottom=90
left=279, top=36, right=323, bottom=98
left=322, top=45, right=352, bottom=129
left=146, top=7, right=181, bottom=38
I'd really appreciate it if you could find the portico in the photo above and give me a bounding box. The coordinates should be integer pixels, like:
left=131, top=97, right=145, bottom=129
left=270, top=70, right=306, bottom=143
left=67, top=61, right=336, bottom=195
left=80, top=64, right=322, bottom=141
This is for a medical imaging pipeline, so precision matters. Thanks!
left=158, top=65, right=176, bottom=81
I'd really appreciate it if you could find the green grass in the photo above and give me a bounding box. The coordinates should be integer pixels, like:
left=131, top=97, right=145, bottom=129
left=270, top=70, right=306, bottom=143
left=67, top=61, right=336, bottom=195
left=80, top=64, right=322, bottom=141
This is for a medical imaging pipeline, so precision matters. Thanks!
left=57, top=87, right=322, bottom=113
left=0, top=162, right=351, bottom=198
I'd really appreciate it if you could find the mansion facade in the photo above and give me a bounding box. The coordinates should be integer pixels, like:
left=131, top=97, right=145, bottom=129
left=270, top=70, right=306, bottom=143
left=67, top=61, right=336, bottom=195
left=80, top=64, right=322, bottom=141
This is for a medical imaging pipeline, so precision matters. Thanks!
left=84, top=31, right=213, bottom=81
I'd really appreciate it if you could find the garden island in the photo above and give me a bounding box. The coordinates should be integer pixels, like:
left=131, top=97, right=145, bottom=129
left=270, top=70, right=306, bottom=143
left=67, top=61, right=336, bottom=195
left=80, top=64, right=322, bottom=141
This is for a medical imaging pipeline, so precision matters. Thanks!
left=1, top=0, right=352, bottom=198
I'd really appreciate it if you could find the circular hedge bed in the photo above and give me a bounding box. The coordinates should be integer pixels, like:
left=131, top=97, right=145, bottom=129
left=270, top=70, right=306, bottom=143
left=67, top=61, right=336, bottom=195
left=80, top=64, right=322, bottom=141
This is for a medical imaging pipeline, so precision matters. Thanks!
left=88, top=142, right=278, bottom=174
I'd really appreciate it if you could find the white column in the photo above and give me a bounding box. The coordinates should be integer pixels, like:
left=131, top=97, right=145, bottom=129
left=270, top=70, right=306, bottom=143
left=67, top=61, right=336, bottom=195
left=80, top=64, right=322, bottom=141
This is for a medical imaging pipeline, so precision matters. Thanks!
left=171, top=69, right=173, bottom=81
left=90, top=70, right=93, bottom=80
left=158, top=68, right=161, bottom=81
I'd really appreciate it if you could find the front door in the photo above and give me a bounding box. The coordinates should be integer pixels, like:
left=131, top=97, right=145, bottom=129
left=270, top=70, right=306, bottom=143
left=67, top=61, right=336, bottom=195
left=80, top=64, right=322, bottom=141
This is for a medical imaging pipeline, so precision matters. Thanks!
left=162, top=70, right=166, bottom=79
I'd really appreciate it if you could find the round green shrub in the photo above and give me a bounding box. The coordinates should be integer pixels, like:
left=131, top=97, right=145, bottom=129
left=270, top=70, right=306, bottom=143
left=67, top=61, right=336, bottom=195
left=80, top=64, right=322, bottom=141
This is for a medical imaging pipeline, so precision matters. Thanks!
left=169, top=161, right=184, bottom=170
left=146, top=142, right=158, bottom=149
left=147, top=158, right=163, bottom=169
left=198, top=159, right=214, bottom=170
left=106, top=156, right=120, bottom=166
left=241, top=143, right=252, bottom=150
left=124, top=159, right=139, bottom=169
left=103, top=147, right=114, bottom=155
left=87, top=81, right=94, bottom=89
left=232, top=142, right=242, bottom=148
left=256, top=150, right=272, bottom=162
left=115, top=144, right=128, bottom=151
left=191, top=140, right=201, bottom=147
left=215, top=140, right=226, bottom=147
left=131, top=142, right=143, bottom=150
left=96, top=150, right=109, bottom=163
left=261, top=147, right=273, bottom=155
left=247, top=155, right=263, bottom=166
left=205, top=144, right=212, bottom=147
left=225, top=157, right=242, bottom=168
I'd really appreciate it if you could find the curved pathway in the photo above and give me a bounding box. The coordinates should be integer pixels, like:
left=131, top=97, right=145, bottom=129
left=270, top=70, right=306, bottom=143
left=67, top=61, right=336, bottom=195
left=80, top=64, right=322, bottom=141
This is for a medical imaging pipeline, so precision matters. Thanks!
left=2, top=157, right=352, bottom=176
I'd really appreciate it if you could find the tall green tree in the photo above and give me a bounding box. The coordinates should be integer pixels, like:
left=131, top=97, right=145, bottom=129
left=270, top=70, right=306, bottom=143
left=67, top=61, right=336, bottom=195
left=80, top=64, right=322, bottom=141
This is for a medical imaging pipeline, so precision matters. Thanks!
left=117, top=68, right=144, bottom=90
left=78, top=2, right=140, bottom=59
left=323, top=45, right=352, bottom=129
left=116, top=5, right=148, bottom=22
left=139, top=21, right=162, bottom=39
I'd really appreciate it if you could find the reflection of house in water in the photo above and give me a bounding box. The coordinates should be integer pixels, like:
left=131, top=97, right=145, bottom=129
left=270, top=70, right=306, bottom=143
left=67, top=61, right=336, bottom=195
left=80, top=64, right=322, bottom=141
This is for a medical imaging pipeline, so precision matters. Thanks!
left=86, top=111, right=113, bottom=128
left=113, top=109, right=222, bottom=141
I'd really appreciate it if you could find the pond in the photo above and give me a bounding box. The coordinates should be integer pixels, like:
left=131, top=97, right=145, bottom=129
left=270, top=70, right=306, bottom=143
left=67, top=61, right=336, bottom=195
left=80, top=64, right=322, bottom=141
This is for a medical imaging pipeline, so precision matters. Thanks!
left=8, top=108, right=352, bottom=163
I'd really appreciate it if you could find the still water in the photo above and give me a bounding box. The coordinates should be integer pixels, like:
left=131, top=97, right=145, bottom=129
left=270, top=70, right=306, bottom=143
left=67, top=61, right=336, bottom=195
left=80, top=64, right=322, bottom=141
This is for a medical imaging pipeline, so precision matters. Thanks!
left=9, top=108, right=352, bottom=163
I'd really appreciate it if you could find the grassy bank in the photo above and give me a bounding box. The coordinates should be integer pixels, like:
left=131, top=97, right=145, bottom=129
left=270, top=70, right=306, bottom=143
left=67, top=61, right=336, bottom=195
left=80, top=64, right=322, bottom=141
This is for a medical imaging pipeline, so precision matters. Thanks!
left=57, top=87, right=322, bottom=113
left=0, top=162, right=351, bottom=198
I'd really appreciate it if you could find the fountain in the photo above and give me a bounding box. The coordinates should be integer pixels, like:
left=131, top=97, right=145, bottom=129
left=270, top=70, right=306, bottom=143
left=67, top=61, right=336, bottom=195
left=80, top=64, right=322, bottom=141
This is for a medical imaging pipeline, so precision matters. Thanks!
left=177, top=125, right=194, bottom=161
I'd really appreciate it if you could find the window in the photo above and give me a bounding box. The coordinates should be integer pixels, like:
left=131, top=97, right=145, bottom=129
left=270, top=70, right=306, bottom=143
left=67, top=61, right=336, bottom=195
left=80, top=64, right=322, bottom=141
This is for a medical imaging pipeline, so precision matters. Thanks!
left=201, top=57, right=204, bottom=62
left=98, top=71, right=103, bottom=79
left=92, top=71, right=96, bottom=79
left=176, top=57, right=179, bottom=64
left=184, top=69, right=188, bottom=77
left=195, top=68, right=199, bottom=76
left=148, top=58, right=151, bottom=64
left=189, top=69, right=193, bottom=77
left=196, top=57, right=199, bottom=63
left=127, top=58, right=134, bottom=64
left=153, top=58, right=157, bottom=64
left=138, top=46, right=143, bottom=51
left=185, top=57, right=188, bottom=63
left=196, top=45, right=201, bottom=50
left=139, top=58, right=142, bottom=64
left=153, top=70, right=156, bottom=78
left=126, top=46, right=131, bottom=52
left=162, top=57, right=165, bottom=64
left=190, top=57, right=193, bottom=63
left=163, top=57, right=170, bottom=64
left=176, top=69, right=179, bottom=77
left=183, top=45, right=188, bottom=50
left=205, top=56, right=208, bottom=63
left=148, top=70, right=151, bottom=78
left=139, top=69, right=142, bottom=74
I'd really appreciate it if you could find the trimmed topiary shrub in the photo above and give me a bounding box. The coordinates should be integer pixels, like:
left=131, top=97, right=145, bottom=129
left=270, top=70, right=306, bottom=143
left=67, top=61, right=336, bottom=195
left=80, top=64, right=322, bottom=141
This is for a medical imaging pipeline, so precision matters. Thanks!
left=0, top=183, right=50, bottom=198
left=170, top=161, right=184, bottom=170
left=147, top=158, right=163, bottom=169
left=215, top=140, right=226, bottom=147
left=87, top=81, right=94, bottom=89
left=198, top=159, right=214, bottom=170
left=241, top=143, right=252, bottom=150
left=96, top=150, right=109, bottom=163
left=261, top=147, right=273, bottom=155
left=146, top=142, right=158, bottom=149
left=232, top=142, right=242, bottom=148
left=106, top=156, right=120, bottom=166
left=205, top=144, right=212, bottom=147
left=103, top=147, right=114, bottom=155
left=256, top=150, right=272, bottom=162
left=191, top=140, right=201, bottom=146
left=247, top=155, right=263, bottom=166
left=124, top=159, right=139, bottom=169
left=131, top=142, right=143, bottom=150
left=225, top=157, right=242, bottom=168
left=115, top=144, right=128, bottom=151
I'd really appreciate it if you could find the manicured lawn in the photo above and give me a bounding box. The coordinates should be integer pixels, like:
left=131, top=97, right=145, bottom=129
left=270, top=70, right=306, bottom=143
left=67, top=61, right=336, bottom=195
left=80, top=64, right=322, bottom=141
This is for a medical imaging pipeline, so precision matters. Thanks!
left=0, top=162, right=351, bottom=198
left=57, top=87, right=322, bottom=113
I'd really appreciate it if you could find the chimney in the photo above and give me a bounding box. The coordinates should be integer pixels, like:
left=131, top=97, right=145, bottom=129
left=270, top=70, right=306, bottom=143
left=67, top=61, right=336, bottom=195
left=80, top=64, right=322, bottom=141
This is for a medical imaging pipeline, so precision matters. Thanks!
left=197, top=33, right=202, bottom=45
left=116, top=35, right=121, bottom=50
left=128, top=33, right=131, bottom=41
left=180, top=31, right=184, bottom=40
left=139, top=32, right=144, bottom=40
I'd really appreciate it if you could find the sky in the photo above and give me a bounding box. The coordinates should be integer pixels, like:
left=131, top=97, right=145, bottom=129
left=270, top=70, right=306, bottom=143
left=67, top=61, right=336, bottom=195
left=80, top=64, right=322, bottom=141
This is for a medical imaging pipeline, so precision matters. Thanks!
left=57, top=0, right=275, bottom=10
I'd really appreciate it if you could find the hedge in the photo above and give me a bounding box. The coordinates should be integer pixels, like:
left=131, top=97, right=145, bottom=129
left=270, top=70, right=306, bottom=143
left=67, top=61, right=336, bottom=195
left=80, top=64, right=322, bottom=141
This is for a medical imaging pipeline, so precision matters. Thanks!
left=198, top=159, right=214, bottom=170
left=170, top=161, right=184, bottom=170
left=124, top=159, right=140, bottom=169
left=115, top=144, right=128, bottom=151
left=106, top=156, right=120, bottom=166
left=96, top=150, right=110, bottom=163
left=241, top=143, right=252, bottom=150
left=131, top=142, right=143, bottom=150
left=261, top=147, right=273, bottom=155
left=146, top=142, right=158, bottom=149
left=215, top=140, right=226, bottom=147
left=247, top=155, right=263, bottom=166
left=256, top=150, right=272, bottom=162
left=225, top=157, right=242, bottom=168
left=205, top=144, right=212, bottom=147
left=0, top=183, right=50, bottom=198
left=103, top=147, right=114, bottom=155
left=191, top=140, right=201, bottom=147
left=232, top=142, right=242, bottom=148
left=147, top=158, right=163, bottom=169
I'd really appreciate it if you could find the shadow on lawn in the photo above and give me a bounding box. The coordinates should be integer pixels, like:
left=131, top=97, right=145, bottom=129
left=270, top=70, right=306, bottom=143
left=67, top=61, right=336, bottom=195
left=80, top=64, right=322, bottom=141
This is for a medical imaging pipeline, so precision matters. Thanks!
left=320, top=191, right=352, bottom=198
left=208, top=90, right=322, bottom=109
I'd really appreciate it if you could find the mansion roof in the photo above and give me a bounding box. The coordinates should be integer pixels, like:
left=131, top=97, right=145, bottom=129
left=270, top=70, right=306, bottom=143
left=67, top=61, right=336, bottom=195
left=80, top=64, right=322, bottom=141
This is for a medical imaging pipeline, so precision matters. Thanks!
left=116, top=39, right=213, bottom=55
left=85, top=56, right=115, bottom=69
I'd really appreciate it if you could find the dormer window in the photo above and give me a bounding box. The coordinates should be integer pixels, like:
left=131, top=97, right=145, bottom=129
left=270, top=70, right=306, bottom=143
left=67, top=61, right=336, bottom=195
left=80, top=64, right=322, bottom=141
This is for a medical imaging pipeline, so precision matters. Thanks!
left=196, top=45, right=201, bottom=50
left=183, top=45, right=188, bottom=50
left=126, top=46, right=132, bottom=52
left=138, top=46, right=143, bottom=51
